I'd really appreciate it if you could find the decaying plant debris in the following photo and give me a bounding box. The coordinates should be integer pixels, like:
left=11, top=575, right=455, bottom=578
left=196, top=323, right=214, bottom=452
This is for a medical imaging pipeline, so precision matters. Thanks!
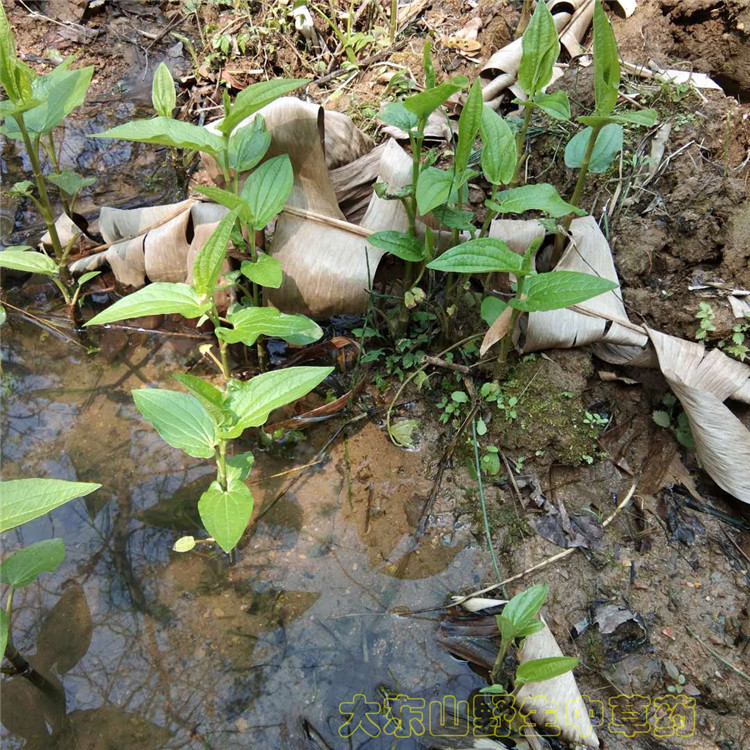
left=2, top=0, right=750, bottom=747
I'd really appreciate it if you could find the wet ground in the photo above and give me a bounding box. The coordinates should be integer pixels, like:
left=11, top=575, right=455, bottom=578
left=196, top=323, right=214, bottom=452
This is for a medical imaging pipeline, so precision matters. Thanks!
left=0, top=315, right=493, bottom=749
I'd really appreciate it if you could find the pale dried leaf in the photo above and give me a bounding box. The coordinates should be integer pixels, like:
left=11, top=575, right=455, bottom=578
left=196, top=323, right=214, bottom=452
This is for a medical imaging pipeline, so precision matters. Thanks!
left=517, top=619, right=599, bottom=747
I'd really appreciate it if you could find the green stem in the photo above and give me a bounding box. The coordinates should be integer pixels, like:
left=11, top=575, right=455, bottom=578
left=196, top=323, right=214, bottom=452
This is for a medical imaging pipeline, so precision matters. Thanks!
left=390, top=0, right=398, bottom=42
left=217, top=440, right=228, bottom=490
left=17, top=117, right=65, bottom=266
left=552, top=122, right=604, bottom=264
left=472, top=419, right=503, bottom=585
left=511, top=104, right=534, bottom=187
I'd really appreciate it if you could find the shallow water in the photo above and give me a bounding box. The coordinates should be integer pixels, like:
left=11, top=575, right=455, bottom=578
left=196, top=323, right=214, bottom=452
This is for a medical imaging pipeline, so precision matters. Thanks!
left=0, top=316, right=489, bottom=749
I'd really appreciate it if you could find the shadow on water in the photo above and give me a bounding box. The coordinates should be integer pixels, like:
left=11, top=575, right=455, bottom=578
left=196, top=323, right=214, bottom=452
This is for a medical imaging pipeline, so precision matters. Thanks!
left=0, top=313, right=489, bottom=749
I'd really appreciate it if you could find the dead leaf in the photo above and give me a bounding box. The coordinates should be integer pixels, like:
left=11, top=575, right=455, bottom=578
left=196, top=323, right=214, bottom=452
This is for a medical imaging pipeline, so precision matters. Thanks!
left=480, top=306, right=513, bottom=356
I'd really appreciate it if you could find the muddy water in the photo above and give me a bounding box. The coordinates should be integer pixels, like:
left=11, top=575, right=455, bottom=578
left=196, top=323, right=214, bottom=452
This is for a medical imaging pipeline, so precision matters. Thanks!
left=0, top=316, right=489, bottom=749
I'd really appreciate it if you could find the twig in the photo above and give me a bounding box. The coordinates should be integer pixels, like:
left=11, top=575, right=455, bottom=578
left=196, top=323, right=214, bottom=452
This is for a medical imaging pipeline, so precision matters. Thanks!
left=451, top=480, right=638, bottom=605
left=686, top=627, right=750, bottom=684
left=421, top=355, right=470, bottom=374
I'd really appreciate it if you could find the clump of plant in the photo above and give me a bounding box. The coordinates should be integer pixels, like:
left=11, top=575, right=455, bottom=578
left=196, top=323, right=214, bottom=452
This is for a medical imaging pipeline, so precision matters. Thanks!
left=1, top=478, right=100, bottom=692
left=720, top=319, right=749, bottom=362
left=0, top=4, right=99, bottom=314
left=479, top=584, right=578, bottom=728
left=653, top=393, right=694, bottom=449
left=694, top=301, right=716, bottom=341
left=364, top=1, right=649, bottom=367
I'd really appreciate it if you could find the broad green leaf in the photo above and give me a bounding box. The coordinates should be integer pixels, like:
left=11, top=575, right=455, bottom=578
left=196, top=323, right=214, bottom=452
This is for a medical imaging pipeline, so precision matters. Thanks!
left=564, top=123, right=623, bottom=173
left=416, top=167, right=454, bottom=215
left=481, top=296, right=508, bottom=326
left=0, top=1, right=24, bottom=103
left=593, top=0, right=620, bottom=115
left=220, top=78, right=308, bottom=135
left=0, top=609, right=7, bottom=657
left=534, top=91, right=570, bottom=121
left=217, top=306, right=322, bottom=347
left=225, top=366, right=333, bottom=435
left=502, top=584, right=548, bottom=629
left=0, top=479, right=101, bottom=533
left=432, top=205, right=475, bottom=231
left=480, top=106, right=516, bottom=186
left=151, top=62, right=176, bottom=118
left=172, top=373, right=230, bottom=425
left=379, top=101, right=418, bottom=133
left=46, top=169, right=96, bottom=195
left=198, top=475, right=253, bottom=552
left=132, top=388, right=217, bottom=458
left=0, top=248, right=57, bottom=275
left=0, top=539, right=65, bottom=588
left=455, top=79, right=483, bottom=175
left=0, top=97, right=42, bottom=120
left=487, top=183, right=584, bottom=218
left=427, top=238, right=523, bottom=274
left=92, top=117, right=224, bottom=156
left=5, top=67, right=94, bottom=136
left=241, top=154, right=293, bottom=228
left=652, top=410, right=671, bottom=428
left=240, top=253, right=282, bottom=288
left=367, top=231, right=424, bottom=262
left=403, top=76, right=469, bottom=120
left=516, top=656, right=579, bottom=685
left=193, top=185, right=251, bottom=223
left=517, top=0, right=559, bottom=98
left=510, top=271, right=618, bottom=312
left=192, top=208, right=239, bottom=297
left=85, top=283, right=211, bottom=326
left=228, top=115, right=271, bottom=172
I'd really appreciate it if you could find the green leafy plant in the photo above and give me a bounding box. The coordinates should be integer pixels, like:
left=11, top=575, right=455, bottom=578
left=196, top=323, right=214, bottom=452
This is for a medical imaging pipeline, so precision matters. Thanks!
left=480, top=584, right=578, bottom=706
left=694, top=301, right=716, bottom=341
left=720, top=320, right=748, bottom=361
left=0, top=4, right=97, bottom=314
left=653, top=393, right=694, bottom=449
left=0, top=478, right=100, bottom=685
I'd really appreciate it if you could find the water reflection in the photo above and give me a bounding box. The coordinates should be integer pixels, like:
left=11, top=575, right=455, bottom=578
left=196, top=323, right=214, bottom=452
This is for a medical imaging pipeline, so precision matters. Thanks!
left=1, top=315, right=488, bottom=748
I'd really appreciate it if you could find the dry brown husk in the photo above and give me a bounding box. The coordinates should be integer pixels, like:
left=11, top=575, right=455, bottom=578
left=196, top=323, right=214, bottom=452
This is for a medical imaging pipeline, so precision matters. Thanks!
left=516, top=621, right=599, bottom=748
left=68, top=200, right=229, bottom=288
left=480, top=216, right=750, bottom=503
left=480, top=0, right=637, bottom=107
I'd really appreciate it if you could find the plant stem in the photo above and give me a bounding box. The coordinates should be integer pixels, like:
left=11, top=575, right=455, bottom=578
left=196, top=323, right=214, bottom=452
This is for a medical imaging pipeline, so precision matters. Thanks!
left=552, top=122, right=604, bottom=265
left=472, top=419, right=503, bottom=585
left=390, top=0, right=398, bottom=42
left=217, top=439, right=228, bottom=490
left=17, top=118, right=65, bottom=269
left=511, top=104, right=534, bottom=187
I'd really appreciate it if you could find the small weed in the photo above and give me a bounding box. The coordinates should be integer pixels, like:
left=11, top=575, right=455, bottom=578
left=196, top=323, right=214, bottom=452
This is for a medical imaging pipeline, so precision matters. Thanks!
left=653, top=393, right=694, bottom=450
left=695, top=302, right=716, bottom=341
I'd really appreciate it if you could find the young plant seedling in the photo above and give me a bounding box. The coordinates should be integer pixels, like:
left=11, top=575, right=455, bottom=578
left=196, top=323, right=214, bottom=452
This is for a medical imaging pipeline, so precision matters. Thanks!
left=0, top=4, right=98, bottom=315
left=479, top=584, right=579, bottom=718
left=554, top=0, right=658, bottom=261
